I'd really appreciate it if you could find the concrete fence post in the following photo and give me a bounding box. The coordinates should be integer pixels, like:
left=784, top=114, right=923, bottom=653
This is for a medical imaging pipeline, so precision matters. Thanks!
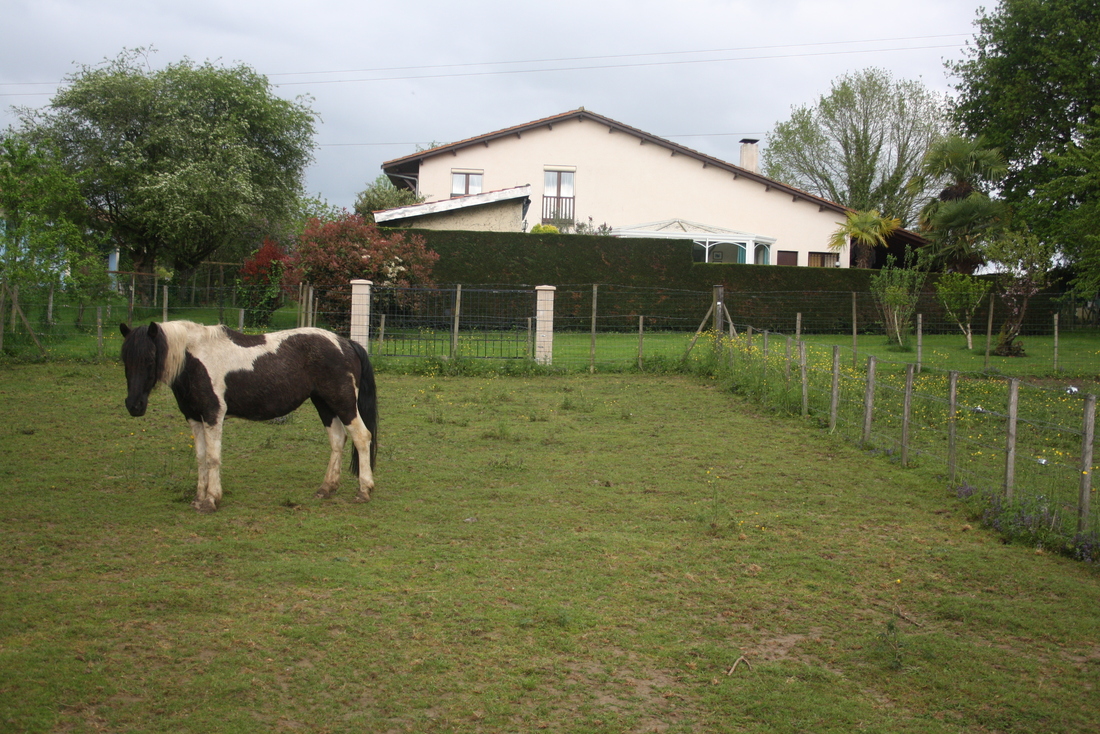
left=535, top=285, right=556, bottom=365
left=350, top=279, right=373, bottom=352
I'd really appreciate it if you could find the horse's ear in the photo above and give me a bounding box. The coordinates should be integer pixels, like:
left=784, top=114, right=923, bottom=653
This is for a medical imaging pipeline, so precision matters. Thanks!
left=148, top=322, right=160, bottom=340
left=120, top=323, right=131, bottom=337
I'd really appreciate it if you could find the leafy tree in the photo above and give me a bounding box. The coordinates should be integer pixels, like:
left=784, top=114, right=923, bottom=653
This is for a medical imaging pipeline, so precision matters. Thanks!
left=288, top=214, right=439, bottom=329
left=934, top=272, right=991, bottom=349
left=984, top=228, right=1057, bottom=356
left=869, top=247, right=929, bottom=347
left=16, top=48, right=316, bottom=280
left=828, top=209, right=901, bottom=269
left=354, top=175, right=425, bottom=223
left=1033, top=107, right=1100, bottom=296
left=950, top=0, right=1100, bottom=210
left=0, top=133, right=107, bottom=314
left=911, top=135, right=1009, bottom=273
left=763, top=67, right=950, bottom=226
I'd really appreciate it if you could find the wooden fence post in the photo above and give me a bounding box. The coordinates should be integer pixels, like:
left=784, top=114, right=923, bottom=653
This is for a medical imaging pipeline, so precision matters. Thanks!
left=852, top=292, right=859, bottom=370
left=795, top=312, right=802, bottom=341
left=589, top=284, right=598, bottom=373
left=451, top=284, right=462, bottom=360
left=1005, top=378, right=1019, bottom=499
left=96, top=306, right=104, bottom=359
left=163, top=285, right=169, bottom=323
left=785, top=336, right=793, bottom=386
left=1053, top=313, right=1060, bottom=372
left=984, top=299, right=995, bottom=371
left=948, top=371, right=959, bottom=487
left=1079, top=393, right=1097, bottom=535
left=916, top=314, right=923, bottom=374
left=829, top=346, right=840, bottom=433
left=862, top=355, right=876, bottom=447
left=799, top=340, right=809, bottom=417
left=637, top=315, right=644, bottom=370
left=902, top=363, right=915, bottom=467
left=378, top=313, right=387, bottom=354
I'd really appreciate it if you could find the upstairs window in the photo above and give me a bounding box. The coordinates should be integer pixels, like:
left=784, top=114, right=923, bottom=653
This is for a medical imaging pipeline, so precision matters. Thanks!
left=451, top=170, right=483, bottom=197
left=542, top=168, right=575, bottom=224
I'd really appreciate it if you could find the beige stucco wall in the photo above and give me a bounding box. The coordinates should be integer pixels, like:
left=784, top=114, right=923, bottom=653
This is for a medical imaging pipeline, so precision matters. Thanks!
left=413, top=116, right=850, bottom=267
left=386, top=198, right=525, bottom=232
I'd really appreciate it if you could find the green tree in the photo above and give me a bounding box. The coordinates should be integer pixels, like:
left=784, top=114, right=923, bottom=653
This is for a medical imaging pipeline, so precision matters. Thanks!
left=0, top=133, right=107, bottom=306
left=950, top=0, right=1100, bottom=209
left=763, top=67, right=949, bottom=226
left=984, top=228, right=1057, bottom=356
left=911, top=135, right=1009, bottom=273
left=828, top=209, right=901, bottom=269
left=869, top=248, right=929, bottom=348
left=16, top=48, right=316, bottom=280
left=1034, top=107, right=1100, bottom=296
left=934, top=271, right=991, bottom=349
left=354, top=175, right=425, bottom=223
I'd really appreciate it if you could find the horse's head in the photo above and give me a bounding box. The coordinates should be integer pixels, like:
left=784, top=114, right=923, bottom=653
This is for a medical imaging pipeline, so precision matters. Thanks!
left=120, top=322, right=165, bottom=417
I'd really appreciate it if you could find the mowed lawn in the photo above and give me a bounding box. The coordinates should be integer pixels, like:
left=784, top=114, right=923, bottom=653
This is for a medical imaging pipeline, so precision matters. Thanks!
left=1, top=362, right=1098, bottom=733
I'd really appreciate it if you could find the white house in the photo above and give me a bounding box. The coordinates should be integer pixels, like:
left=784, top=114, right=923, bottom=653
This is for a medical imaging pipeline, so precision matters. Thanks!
left=378, top=109, right=918, bottom=268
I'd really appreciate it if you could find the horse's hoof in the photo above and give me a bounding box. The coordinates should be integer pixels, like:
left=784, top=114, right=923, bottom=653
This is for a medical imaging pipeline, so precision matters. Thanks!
left=353, top=491, right=372, bottom=503
left=191, top=499, right=217, bottom=514
left=315, top=488, right=335, bottom=500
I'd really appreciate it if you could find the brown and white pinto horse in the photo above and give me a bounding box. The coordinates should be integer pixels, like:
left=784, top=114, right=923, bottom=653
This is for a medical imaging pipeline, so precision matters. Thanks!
left=119, top=320, right=377, bottom=513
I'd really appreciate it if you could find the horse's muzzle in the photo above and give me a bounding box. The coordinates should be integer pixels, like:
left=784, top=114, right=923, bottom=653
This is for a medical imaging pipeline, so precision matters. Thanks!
left=126, top=398, right=148, bottom=417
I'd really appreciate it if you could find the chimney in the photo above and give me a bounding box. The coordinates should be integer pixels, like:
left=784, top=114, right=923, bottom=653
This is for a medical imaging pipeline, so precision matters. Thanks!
left=739, top=138, right=759, bottom=174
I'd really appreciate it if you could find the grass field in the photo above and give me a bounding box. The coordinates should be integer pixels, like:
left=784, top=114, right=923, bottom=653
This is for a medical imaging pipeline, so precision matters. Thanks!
left=2, top=362, right=1099, bottom=733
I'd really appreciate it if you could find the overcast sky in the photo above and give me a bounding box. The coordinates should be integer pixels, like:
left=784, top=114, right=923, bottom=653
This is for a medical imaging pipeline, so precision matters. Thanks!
left=2, top=0, right=989, bottom=210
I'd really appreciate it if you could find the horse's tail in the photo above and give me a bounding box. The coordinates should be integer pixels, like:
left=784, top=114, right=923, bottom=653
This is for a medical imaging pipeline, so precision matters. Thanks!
left=350, top=340, right=378, bottom=474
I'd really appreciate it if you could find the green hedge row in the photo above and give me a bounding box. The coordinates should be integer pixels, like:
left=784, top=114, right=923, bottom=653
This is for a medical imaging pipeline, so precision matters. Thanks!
left=402, top=229, right=877, bottom=292
left=389, top=229, right=1073, bottom=334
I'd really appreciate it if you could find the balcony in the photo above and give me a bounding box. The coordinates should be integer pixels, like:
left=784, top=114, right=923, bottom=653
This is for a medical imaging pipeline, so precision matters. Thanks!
left=541, top=196, right=574, bottom=226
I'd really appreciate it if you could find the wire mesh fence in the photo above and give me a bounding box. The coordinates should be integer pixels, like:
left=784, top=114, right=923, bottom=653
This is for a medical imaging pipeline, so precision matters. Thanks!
left=3, top=279, right=1097, bottom=554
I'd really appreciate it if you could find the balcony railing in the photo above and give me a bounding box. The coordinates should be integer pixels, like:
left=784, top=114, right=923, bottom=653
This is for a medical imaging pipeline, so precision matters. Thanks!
left=542, top=196, right=574, bottom=225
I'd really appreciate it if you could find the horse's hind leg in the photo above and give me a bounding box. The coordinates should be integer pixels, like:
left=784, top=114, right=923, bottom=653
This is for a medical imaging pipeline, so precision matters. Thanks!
left=345, top=416, right=374, bottom=502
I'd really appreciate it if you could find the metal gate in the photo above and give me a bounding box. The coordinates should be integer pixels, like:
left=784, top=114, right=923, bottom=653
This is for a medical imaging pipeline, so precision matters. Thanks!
left=369, top=285, right=535, bottom=360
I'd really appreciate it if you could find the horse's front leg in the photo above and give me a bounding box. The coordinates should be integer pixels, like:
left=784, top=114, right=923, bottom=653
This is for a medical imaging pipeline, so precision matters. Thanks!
left=315, top=420, right=347, bottom=499
left=192, top=418, right=224, bottom=513
left=189, top=419, right=212, bottom=512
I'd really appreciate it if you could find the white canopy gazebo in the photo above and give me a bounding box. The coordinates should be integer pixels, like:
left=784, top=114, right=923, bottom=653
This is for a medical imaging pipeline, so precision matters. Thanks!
left=610, top=218, right=777, bottom=265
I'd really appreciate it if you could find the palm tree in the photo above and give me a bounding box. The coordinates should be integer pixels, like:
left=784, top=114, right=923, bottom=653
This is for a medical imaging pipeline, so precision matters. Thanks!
left=910, top=135, right=1008, bottom=272
left=828, top=209, right=901, bottom=268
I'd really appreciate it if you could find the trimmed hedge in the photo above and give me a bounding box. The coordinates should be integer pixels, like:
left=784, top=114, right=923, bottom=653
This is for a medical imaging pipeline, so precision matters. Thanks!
left=398, top=229, right=875, bottom=290
left=387, top=229, right=1070, bottom=335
